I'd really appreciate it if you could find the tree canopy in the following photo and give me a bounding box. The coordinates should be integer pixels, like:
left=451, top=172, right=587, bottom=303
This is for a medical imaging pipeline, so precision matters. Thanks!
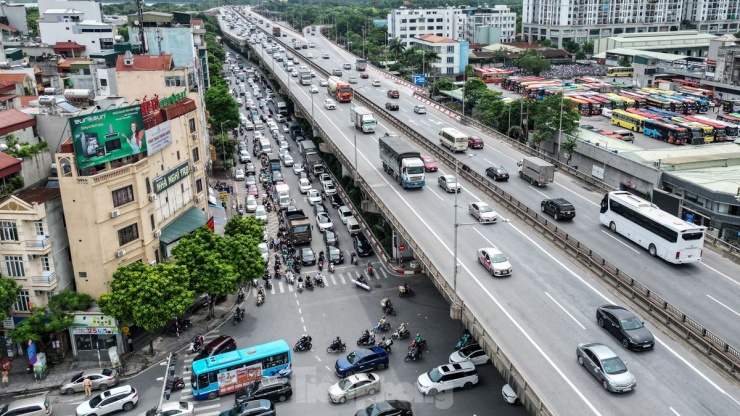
left=205, top=84, right=240, bottom=133
left=514, top=49, right=551, bottom=76
left=171, top=227, right=240, bottom=297
left=0, top=277, right=20, bottom=322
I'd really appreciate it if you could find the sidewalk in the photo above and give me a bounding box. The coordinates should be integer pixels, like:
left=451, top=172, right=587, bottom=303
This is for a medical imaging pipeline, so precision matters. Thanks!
left=0, top=296, right=238, bottom=397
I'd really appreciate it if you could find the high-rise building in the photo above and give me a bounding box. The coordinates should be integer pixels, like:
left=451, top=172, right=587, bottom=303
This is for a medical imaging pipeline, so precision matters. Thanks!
left=523, top=0, right=740, bottom=48
left=410, top=34, right=469, bottom=75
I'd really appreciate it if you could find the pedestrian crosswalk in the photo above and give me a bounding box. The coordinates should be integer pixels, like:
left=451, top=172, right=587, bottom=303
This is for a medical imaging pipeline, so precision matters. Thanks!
left=174, top=334, right=226, bottom=416
left=248, top=267, right=390, bottom=296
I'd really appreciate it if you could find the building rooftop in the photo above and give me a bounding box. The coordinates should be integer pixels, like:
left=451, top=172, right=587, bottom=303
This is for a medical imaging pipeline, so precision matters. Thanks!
left=115, top=54, right=173, bottom=72
left=0, top=73, right=28, bottom=87
left=0, top=109, right=35, bottom=135
left=43, top=8, right=83, bottom=15
left=624, top=142, right=740, bottom=168
left=6, top=183, right=61, bottom=205
left=416, top=34, right=456, bottom=43
left=666, top=165, right=740, bottom=195
left=594, top=48, right=689, bottom=62
left=0, top=23, right=18, bottom=33
left=19, top=96, right=39, bottom=107
left=0, top=152, right=21, bottom=178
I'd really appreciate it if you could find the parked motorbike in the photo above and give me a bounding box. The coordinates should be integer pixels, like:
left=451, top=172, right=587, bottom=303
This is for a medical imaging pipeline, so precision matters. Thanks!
left=372, top=317, right=391, bottom=333
left=233, top=308, right=244, bottom=325
left=381, top=298, right=396, bottom=316
left=391, top=323, right=410, bottom=340
left=326, top=338, right=346, bottom=353
left=293, top=335, right=312, bottom=352
left=377, top=336, right=393, bottom=353
left=187, top=334, right=204, bottom=354
left=356, top=330, right=376, bottom=347
left=398, top=284, right=415, bottom=298
left=456, top=330, right=474, bottom=351
left=165, top=375, right=185, bottom=391
left=404, top=346, right=423, bottom=362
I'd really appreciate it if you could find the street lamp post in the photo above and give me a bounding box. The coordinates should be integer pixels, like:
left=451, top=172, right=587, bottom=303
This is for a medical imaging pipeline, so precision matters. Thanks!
left=452, top=154, right=474, bottom=308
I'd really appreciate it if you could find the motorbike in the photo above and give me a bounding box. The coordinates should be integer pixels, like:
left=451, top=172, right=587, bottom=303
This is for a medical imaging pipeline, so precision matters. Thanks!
left=328, top=261, right=335, bottom=273
left=257, top=287, right=265, bottom=306
left=398, top=284, right=415, bottom=298
left=377, top=336, right=393, bottom=353
left=318, top=259, right=324, bottom=271
left=356, top=330, right=376, bottom=347
left=350, top=253, right=357, bottom=265
left=237, top=287, right=246, bottom=303
left=265, top=278, right=273, bottom=291
left=372, top=317, right=391, bottom=333
left=326, top=339, right=347, bottom=353
left=186, top=334, right=204, bottom=354
left=381, top=298, right=396, bottom=316
left=293, top=335, right=312, bottom=352
left=305, top=278, right=315, bottom=291
left=297, top=279, right=304, bottom=293
left=286, top=272, right=295, bottom=285
left=314, top=274, right=325, bottom=288
left=352, top=275, right=370, bottom=291
left=409, top=338, right=428, bottom=352
left=367, top=263, right=374, bottom=276
left=237, top=204, right=244, bottom=215
left=456, top=330, right=474, bottom=351
left=404, top=346, right=423, bottom=362
left=233, top=308, right=244, bottom=325
left=165, top=375, right=185, bottom=391
left=391, top=323, right=410, bottom=340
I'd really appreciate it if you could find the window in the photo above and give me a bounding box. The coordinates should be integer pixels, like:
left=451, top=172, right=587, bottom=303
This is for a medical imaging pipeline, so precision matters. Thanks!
left=165, top=75, right=186, bottom=87
left=34, top=221, right=45, bottom=236
left=118, top=223, right=139, bottom=246
left=100, top=38, right=114, bottom=50
left=41, top=255, right=51, bottom=272
left=5, top=255, right=24, bottom=277
left=13, top=290, right=30, bottom=312
left=112, top=185, right=134, bottom=207
left=100, top=79, right=108, bottom=87
left=145, top=178, right=152, bottom=194
left=189, top=118, right=196, bottom=133
left=0, top=221, right=18, bottom=241
left=447, top=56, right=454, bottom=63
left=448, top=46, right=455, bottom=53
left=192, top=147, right=200, bottom=162
left=150, top=214, right=155, bottom=230
left=196, top=179, right=203, bottom=193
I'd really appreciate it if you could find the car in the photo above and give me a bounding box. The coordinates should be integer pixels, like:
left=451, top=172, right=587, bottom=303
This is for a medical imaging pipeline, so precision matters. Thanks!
left=291, top=71, right=298, bottom=77
left=348, top=77, right=358, bottom=84
left=576, top=342, right=636, bottom=393
left=319, top=172, right=332, bottom=187
left=413, top=105, right=427, bottom=114
left=282, top=153, right=294, bottom=167
left=76, top=385, right=138, bottom=416
left=323, top=228, right=339, bottom=246
left=316, top=212, right=334, bottom=232
left=239, top=150, right=251, bottom=163
left=372, top=80, right=381, bottom=87
left=218, top=400, right=275, bottom=416
left=596, top=305, right=655, bottom=350
left=245, top=175, right=256, bottom=187
left=449, top=343, right=490, bottom=366
left=477, top=247, right=512, bottom=277
left=245, top=162, right=256, bottom=175
left=153, top=401, right=194, bottom=416
left=541, top=198, right=576, bottom=221
left=271, top=171, right=283, bottom=183
left=246, top=195, right=258, bottom=212
left=282, top=124, right=291, bottom=134
left=298, top=178, right=312, bottom=194
left=387, top=89, right=399, bottom=98
left=309, top=84, right=319, bottom=93
left=328, top=193, right=342, bottom=208
left=485, top=165, right=509, bottom=181
left=63, top=369, right=119, bottom=395
left=274, top=114, right=286, bottom=123
left=328, top=373, right=381, bottom=404
left=235, top=169, right=246, bottom=181
left=438, top=175, right=461, bottom=193
left=258, top=242, right=269, bottom=262
left=322, top=182, right=337, bottom=197
left=309, top=42, right=315, bottom=48
left=385, top=102, right=399, bottom=111
left=335, top=347, right=389, bottom=377
left=360, top=73, right=369, bottom=79
left=419, top=155, right=437, bottom=172
left=468, top=136, right=484, bottom=149
left=332, top=69, right=342, bottom=76
left=338, top=206, right=353, bottom=224
left=311, top=70, right=316, bottom=78
left=320, top=79, right=328, bottom=87
left=292, top=162, right=305, bottom=174
left=1, top=395, right=53, bottom=416
left=328, top=245, right=344, bottom=264
left=353, top=233, right=373, bottom=257
left=343, top=63, right=352, bottom=70
left=299, top=171, right=310, bottom=182
left=235, top=376, right=292, bottom=405
left=353, top=400, right=412, bottom=416
left=254, top=205, right=267, bottom=223
left=300, top=247, right=316, bottom=265
left=417, top=361, right=479, bottom=396
left=313, top=202, right=327, bottom=216
left=324, top=99, right=337, bottom=110
left=278, top=140, right=290, bottom=151
left=468, top=201, right=498, bottom=223
left=322, top=53, right=330, bottom=59
left=307, top=189, right=322, bottom=205
left=247, top=184, right=259, bottom=197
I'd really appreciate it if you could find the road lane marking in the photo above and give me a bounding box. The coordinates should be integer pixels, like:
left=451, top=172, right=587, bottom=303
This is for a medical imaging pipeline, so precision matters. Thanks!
left=669, top=407, right=681, bottom=416
left=529, top=186, right=549, bottom=198
left=599, top=230, right=641, bottom=253
left=554, top=182, right=600, bottom=206
left=340, top=274, right=347, bottom=284
left=701, top=262, right=740, bottom=287
left=545, top=292, right=586, bottom=330
left=706, top=294, right=740, bottom=317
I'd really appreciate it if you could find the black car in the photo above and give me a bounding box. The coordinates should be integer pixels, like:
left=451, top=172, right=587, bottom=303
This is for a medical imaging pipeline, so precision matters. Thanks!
left=313, top=202, right=327, bottom=216
left=301, top=247, right=316, bottom=265
left=219, top=399, right=275, bottom=416
left=271, top=170, right=284, bottom=183
left=323, top=229, right=338, bottom=246
left=596, top=305, right=655, bottom=350
left=328, top=245, right=344, bottom=264
left=353, top=233, right=373, bottom=257
left=385, top=102, right=399, bottom=111
left=540, top=198, right=576, bottom=221
left=235, top=377, right=292, bottom=405
left=354, top=400, right=412, bottom=416
left=328, top=193, right=343, bottom=208
left=485, top=165, right=509, bottom=181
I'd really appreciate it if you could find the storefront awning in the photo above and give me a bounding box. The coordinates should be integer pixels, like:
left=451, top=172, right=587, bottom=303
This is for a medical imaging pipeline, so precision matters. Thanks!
left=159, top=206, right=207, bottom=244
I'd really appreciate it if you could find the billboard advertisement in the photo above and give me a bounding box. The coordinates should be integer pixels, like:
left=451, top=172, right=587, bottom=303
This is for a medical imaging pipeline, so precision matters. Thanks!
left=70, top=105, right=147, bottom=169
left=145, top=120, right=173, bottom=156
left=217, top=364, right=262, bottom=395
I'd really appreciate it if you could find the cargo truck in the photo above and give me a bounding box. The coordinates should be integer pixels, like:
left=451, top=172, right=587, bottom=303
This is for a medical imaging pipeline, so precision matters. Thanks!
left=272, top=26, right=281, bottom=37
left=516, top=156, right=555, bottom=186
left=350, top=106, right=376, bottom=133
left=327, top=76, right=353, bottom=103
left=287, top=209, right=312, bottom=244
left=305, top=153, right=325, bottom=177
left=299, top=69, right=312, bottom=86
left=355, top=59, right=367, bottom=71
left=379, top=135, right=425, bottom=189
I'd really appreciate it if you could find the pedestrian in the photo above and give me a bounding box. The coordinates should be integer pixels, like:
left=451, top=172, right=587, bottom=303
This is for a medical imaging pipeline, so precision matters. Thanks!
left=83, top=377, right=92, bottom=396
left=1, top=369, right=8, bottom=387
left=128, top=336, right=134, bottom=354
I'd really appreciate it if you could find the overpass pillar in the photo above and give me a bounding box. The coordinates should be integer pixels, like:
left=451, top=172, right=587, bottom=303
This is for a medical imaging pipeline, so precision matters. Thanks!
left=360, top=198, right=381, bottom=214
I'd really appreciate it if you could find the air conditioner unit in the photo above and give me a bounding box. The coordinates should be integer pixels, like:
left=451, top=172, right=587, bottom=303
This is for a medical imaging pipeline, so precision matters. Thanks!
left=110, top=209, right=120, bottom=218
left=149, top=194, right=157, bottom=202
left=190, top=132, right=198, bottom=141
left=154, top=230, right=162, bottom=238
left=192, top=164, right=199, bottom=171
left=196, top=195, right=205, bottom=203
left=149, top=260, right=157, bottom=266
left=116, top=249, right=126, bottom=258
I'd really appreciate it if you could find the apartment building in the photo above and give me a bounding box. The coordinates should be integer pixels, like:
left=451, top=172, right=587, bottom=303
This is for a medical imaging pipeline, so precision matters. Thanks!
left=458, top=5, right=516, bottom=43
left=410, top=34, right=469, bottom=75
left=37, top=0, right=115, bottom=57
left=53, top=53, right=209, bottom=298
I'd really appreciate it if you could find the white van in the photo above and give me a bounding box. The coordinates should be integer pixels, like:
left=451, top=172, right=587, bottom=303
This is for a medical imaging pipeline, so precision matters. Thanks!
left=259, top=138, right=272, bottom=154
left=601, top=108, right=613, bottom=118
left=346, top=217, right=361, bottom=236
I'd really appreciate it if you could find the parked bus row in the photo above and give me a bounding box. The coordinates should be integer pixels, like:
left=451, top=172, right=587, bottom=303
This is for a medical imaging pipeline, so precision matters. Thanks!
left=610, top=106, right=738, bottom=145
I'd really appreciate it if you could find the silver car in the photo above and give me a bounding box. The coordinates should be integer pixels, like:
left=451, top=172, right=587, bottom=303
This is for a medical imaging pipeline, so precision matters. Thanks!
left=576, top=342, right=636, bottom=393
left=328, top=373, right=381, bottom=404
left=468, top=201, right=498, bottom=223
left=63, top=368, right=119, bottom=395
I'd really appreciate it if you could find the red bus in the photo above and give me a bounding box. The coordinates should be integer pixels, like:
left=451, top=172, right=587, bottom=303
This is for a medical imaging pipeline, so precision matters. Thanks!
left=671, top=79, right=700, bottom=88
left=683, top=116, right=727, bottom=141
left=566, top=97, right=590, bottom=116
left=474, top=68, right=507, bottom=83
left=625, top=108, right=661, bottom=119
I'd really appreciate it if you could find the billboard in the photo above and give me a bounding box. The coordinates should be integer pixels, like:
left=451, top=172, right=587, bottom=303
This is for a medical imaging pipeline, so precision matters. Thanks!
left=146, top=120, right=173, bottom=156
left=217, top=363, right=262, bottom=395
left=70, top=105, right=147, bottom=169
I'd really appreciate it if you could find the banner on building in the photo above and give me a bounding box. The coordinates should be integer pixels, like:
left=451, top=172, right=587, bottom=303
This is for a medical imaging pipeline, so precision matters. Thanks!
left=70, top=105, right=147, bottom=169
left=153, top=162, right=191, bottom=194
left=146, top=120, right=173, bottom=156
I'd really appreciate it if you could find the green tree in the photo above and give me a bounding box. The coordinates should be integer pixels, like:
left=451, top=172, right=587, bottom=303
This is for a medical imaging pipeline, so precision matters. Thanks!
left=211, top=132, right=236, bottom=161
left=562, top=133, right=579, bottom=165
left=26, top=7, right=39, bottom=37
left=117, top=25, right=129, bottom=42
left=582, top=41, right=595, bottom=54
left=225, top=234, right=265, bottom=285
left=472, top=90, right=506, bottom=129
left=462, top=78, right=488, bottom=114
left=514, top=49, right=551, bottom=75
left=531, top=93, right=580, bottom=150
left=538, top=38, right=553, bottom=48
left=204, top=84, right=239, bottom=132
left=618, top=56, right=631, bottom=67
left=47, top=291, right=92, bottom=311
left=422, top=49, right=440, bottom=75
left=224, top=215, right=265, bottom=243
left=431, top=77, right=455, bottom=96
left=562, top=40, right=581, bottom=54
left=0, top=277, right=20, bottom=322
left=99, top=263, right=194, bottom=354
left=464, top=64, right=474, bottom=78
left=171, top=227, right=239, bottom=319
left=575, top=51, right=587, bottom=60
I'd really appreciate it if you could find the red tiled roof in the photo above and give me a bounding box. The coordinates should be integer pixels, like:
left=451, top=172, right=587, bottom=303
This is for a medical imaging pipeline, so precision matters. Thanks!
left=417, top=34, right=456, bottom=43
left=0, top=73, right=28, bottom=87
left=0, top=109, right=35, bottom=136
left=0, top=151, right=21, bottom=178
left=53, top=42, right=86, bottom=52
left=116, top=54, right=173, bottom=71
left=191, top=19, right=203, bottom=26
left=0, top=23, right=18, bottom=33
left=0, top=95, right=18, bottom=102
left=502, top=42, right=541, bottom=50
left=19, top=96, right=39, bottom=107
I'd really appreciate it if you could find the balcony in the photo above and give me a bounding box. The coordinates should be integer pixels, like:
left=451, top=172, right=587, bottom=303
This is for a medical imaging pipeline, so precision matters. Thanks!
left=32, top=272, right=57, bottom=287
left=25, top=237, right=51, bottom=251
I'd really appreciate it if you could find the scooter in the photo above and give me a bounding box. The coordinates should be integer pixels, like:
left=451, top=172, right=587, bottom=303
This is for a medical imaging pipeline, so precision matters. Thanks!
left=456, top=330, right=474, bottom=350
left=328, top=261, right=335, bottom=273
left=409, top=338, right=428, bottom=352
left=404, top=346, right=423, bottom=362
left=233, top=308, right=244, bottom=325
left=326, top=339, right=347, bottom=353
left=381, top=299, right=396, bottom=316
left=285, top=272, right=295, bottom=285
left=372, top=317, right=391, bottom=333
left=293, top=336, right=312, bottom=352
left=318, top=259, right=324, bottom=271
left=391, top=323, right=410, bottom=340
left=237, top=287, right=246, bottom=303
left=367, top=263, right=374, bottom=276
left=186, top=334, right=204, bottom=354
left=356, top=331, right=376, bottom=347
left=377, top=336, right=393, bottom=353
left=352, top=275, right=370, bottom=291
left=314, top=274, right=325, bottom=288
left=398, top=284, right=415, bottom=298
left=166, top=375, right=185, bottom=390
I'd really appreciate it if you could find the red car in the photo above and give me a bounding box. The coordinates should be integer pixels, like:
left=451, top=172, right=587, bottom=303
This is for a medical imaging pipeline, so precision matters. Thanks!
left=468, top=136, right=484, bottom=149
left=248, top=184, right=259, bottom=197
left=360, top=73, right=369, bottom=79
left=422, top=155, right=437, bottom=172
left=387, top=90, right=399, bottom=98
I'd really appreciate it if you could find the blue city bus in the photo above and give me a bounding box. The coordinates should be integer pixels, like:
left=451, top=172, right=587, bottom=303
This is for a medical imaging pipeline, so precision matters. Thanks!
left=191, top=340, right=292, bottom=400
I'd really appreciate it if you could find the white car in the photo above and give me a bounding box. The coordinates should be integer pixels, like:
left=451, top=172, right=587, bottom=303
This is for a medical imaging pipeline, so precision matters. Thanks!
left=282, top=125, right=291, bottom=134
left=372, top=80, right=381, bottom=87
left=76, top=385, right=138, bottom=416
left=156, top=401, right=194, bottom=416
left=309, top=85, right=319, bottom=93
left=254, top=205, right=268, bottom=223
left=293, top=162, right=305, bottom=174
left=282, top=153, right=294, bottom=166
left=477, top=247, right=512, bottom=277
left=246, top=194, right=258, bottom=212
left=278, top=140, right=290, bottom=151
left=322, top=182, right=337, bottom=197
left=291, top=71, right=298, bottom=77
left=338, top=205, right=353, bottom=224
left=309, top=42, right=315, bottom=48
left=299, top=178, right=311, bottom=194
left=319, top=173, right=332, bottom=187
left=324, top=99, right=337, bottom=110
left=235, top=169, right=246, bottom=181
left=449, top=343, right=490, bottom=366
left=417, top=361, right=479, bottom=396
left=320, top=79, right=328, bottom=87
left=258, top=242, right=268, bottom=262
left=316, top=212, right=334, bottom=232
left=322, top=53, right=330, bottom=59
left=468, top=202, right=498, bottom=223
left=307, top=189, right=322, bottom=205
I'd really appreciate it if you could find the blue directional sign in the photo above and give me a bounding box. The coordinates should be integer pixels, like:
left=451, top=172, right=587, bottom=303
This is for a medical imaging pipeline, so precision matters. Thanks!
left=412, top=74, right=426, bottom=85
